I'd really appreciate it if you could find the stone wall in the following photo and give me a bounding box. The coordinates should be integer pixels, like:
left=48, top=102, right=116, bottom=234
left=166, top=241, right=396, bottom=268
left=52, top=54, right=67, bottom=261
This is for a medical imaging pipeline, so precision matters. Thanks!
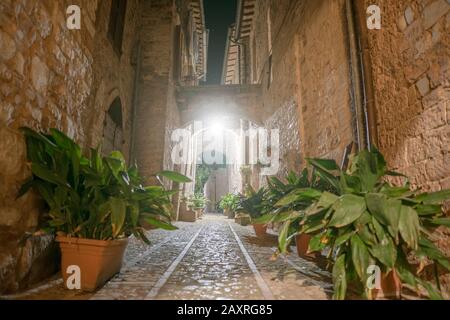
left=361, top=0, right=450, bottom=292
left=250, top=0, right=355, bottom=170
left=0, top=0, right=140, bottom=293
left=261, top=99, right=302, bottom=185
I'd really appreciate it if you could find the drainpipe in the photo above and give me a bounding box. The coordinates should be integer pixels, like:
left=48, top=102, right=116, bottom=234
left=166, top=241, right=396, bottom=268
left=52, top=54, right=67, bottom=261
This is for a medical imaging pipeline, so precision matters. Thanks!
left=351, top=0, right=379, bottom=148
left=345, top=0, right=374, bottom=151
left=130, top=41, right=142, bottom=163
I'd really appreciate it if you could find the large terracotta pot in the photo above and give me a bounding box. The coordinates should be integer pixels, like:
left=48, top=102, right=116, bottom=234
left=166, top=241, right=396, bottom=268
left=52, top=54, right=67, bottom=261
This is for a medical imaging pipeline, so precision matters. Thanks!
left=370, top=269, right=402, bottom=300
left=224, top=208, right=229, bottom=216
left=179, top=210, right=197, bottom=222
left=235, top=215, right=251, bottom=226
left=56, top=236, right=128, bottom=292
left=295, top=234, right=316, bottom=258
left=253, top=224, right=267, bottom=237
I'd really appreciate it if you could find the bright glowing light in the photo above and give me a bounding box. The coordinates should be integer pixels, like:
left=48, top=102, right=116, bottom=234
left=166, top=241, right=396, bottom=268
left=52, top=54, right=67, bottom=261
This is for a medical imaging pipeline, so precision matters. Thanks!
left=208, top=120, right=225, bottom=135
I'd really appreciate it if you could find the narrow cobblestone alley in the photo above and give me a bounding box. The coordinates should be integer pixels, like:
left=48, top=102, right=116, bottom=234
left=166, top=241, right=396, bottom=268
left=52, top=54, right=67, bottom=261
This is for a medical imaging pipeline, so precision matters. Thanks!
left=6, top=215, right=332, bottom=300
left=1, top=0, right=449, bottom=304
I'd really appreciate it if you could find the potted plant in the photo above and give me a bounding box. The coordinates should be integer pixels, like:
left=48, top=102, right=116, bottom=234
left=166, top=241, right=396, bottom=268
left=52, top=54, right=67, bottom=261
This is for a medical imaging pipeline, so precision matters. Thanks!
left=18, top=128, right=191, bottom=291
left=283, top=148, right=450, bottom=300
left=187, top=193, right=208, bottom=219
left=219, top=193, right=239, bottom=219
left=257, top=169, right=335, bottom=258
left=236, top=187, right=267, bottom=236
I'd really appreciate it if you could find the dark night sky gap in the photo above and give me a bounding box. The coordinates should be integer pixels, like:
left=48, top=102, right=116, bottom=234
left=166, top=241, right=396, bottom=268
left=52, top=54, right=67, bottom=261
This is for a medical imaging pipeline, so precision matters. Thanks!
left=203, top=0, right=237, bottom=85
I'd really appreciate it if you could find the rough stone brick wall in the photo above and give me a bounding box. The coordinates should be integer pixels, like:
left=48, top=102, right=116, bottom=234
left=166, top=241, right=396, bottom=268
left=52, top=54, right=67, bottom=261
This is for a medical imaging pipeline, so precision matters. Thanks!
left=251, top=0, right=354, bottom=168
left=134, top=0, right=177, bottom=183
left=261, top=99, right=302, bottom=186
left=86, top=0, right=141, bottom=161
left=361, top=0, right=450, bottom=292
left=0, top=0, right=140, bottom=293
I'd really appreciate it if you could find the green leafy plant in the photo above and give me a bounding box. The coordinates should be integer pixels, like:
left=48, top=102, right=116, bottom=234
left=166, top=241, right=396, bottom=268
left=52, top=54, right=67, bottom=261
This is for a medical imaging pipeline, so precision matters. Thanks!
left=219, top=193, right=240, bottom=212
left=236, top=186, right=267, bottom=219
left=291, top=148, right=450, bottom=299
left=18, top=127, right=191, bottom=243
left=186, top=193, right=209, bottom=210
left=256, top=170, right=336, bottom=252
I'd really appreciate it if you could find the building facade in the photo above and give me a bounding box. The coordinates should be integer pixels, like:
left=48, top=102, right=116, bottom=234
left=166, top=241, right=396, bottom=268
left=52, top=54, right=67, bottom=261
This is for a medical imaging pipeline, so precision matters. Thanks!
left=0, top=0, right=206, bottom=293
left=224, top=0, right=450, bottom=288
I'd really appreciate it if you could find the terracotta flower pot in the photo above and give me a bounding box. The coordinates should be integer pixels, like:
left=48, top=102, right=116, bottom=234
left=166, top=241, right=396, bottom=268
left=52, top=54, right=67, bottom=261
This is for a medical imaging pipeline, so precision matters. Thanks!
left=195, top=209, right=203, bottom=219
left=224, top=208, right=229, bottom=216
left=179, top=210, right=197, bottom=222
left=253, top=223, right=267, bottom=237
left=56, top=236, right=128, bottom=292
left=295, top=234, right=316, bottom=259
left=370, top=269, right=402, bottom=300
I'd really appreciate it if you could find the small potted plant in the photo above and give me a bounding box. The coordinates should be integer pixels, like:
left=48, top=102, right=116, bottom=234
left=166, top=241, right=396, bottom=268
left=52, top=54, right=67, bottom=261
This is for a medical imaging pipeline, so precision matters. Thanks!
left=257, top=170, right=334, bottom=258
left=219, top=193, right=239, bottom=219
left=18, top=128, right=191, bottom=291
left=187, top=193, right=208, bottom=219
left=236, top=187, right=267, bottom=236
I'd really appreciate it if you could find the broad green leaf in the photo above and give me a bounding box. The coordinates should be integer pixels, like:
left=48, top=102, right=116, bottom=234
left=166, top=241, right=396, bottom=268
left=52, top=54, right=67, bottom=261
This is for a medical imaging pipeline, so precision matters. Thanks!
left=380, top=185, right=411, bottom=198
left=307, top=158, right=340, bottom=171
left=20, top=127, right=57, bottom=150
left=106, top=157, right=124, bottom=178
left=357, top=224, right=378, bottom=246
left=109, top=150, right=126, bottom=162
left=156, top=171, right=192, bottom=183
left=129, top=205, right=140, bottom=227
left=278, top=220, right=291, bottom=254
left=334, top=230, right=354, bottom=247
left=351, top=234, right=371, bottom=281
left=110, top=197, right=127, bottom=238
left=414, top=190, right=450, bottom=205
left=50, top=128, right=81, bottom=157
left=417, top=238, right=450, bottom=271
left=415, top=204, right=442, bottom=216
left=369, top=236, right=397, bottom=268
left=398, top=205, right=420, bottom=250
left=275, top=188, right=321, bottom=207
left=31, top=163, right=70, bottom=187
left=316, top=192, right=339, bottom=209
left=429, top=218, right=450, bottom=228
left=366, top=193, right=401, bottom=238
left=143, top=216, right=178, bottom=231
left=332, top=254, right=347, bottom=300
left=328, top=194, right=366, bottom=228
left=17, top=177, right=34, bottom=199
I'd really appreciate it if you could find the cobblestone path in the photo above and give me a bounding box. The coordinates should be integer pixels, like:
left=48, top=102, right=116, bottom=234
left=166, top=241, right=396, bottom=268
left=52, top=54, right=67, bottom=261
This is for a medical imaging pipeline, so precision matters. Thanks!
left=6, top=215, right=332, bottom=300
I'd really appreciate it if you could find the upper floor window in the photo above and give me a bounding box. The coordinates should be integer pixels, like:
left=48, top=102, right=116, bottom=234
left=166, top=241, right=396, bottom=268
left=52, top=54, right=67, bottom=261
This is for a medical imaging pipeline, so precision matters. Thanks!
left=108, top=0, right=128, bottom=55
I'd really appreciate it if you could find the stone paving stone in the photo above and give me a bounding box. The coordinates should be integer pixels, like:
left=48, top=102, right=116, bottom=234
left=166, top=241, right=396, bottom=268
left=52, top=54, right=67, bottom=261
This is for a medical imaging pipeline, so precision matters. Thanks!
left=11, top=215, right=332, bottom=300
left=155, top=218, right=264, bottom=300
left=230, top=219, right=332, bottom=300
